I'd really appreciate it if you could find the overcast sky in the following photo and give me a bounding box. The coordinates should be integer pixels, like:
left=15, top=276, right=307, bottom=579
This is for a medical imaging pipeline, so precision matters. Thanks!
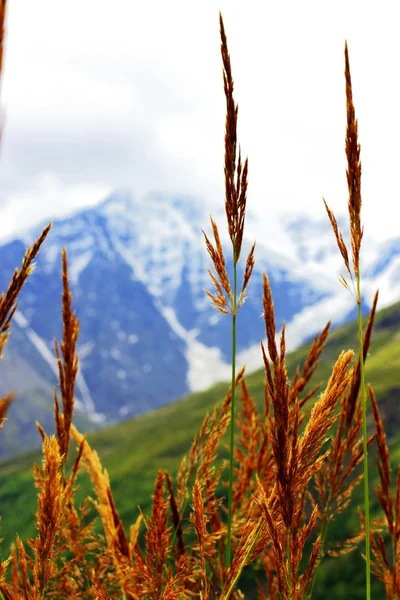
left=0, top=0, right=399, bottom=244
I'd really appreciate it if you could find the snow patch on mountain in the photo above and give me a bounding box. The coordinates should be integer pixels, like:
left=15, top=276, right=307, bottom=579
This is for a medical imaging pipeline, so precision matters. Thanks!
left=69, top=251, right=93, bottom=284
left=186, top=340, right=231, bottom=391
left=155, top=301, right=231, bottom=391
left=100, top=192, right=211, bottom=304
left=14, top=310, right=104, bottom=422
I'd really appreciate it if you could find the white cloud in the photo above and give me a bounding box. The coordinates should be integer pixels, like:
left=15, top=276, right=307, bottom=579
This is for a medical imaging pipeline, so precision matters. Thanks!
left=0, top=171, right=111, bottom=242
left=0, top=0, right=398, bottom=242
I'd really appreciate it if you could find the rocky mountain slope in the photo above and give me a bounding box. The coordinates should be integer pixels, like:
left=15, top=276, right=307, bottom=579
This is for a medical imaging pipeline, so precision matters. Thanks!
left=0, top=190, right=399, bottom=456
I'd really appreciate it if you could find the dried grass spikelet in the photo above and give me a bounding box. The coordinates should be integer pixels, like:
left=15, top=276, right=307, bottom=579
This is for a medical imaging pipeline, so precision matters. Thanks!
left=0, top=392, right=14, bottom=430
left=313, top=293, right=379, bottom=522
left=289, top=321, right=330, bottom=407
left=106, top=487, right=131, bottom=562
left=134, top=470, right=170, bottom=598
left=171, top=367, right=246, bottom=594
left=0, top=223, right=51, bottom=360
left=129, top=513, right=143, bottom=560
left=253, top=479, right=288, bottom=599
left=289, top=505, right=321, bottom=599
left=9, top=543, right=20, bottom=598
left=297, top=349, right=354, bottom=490
left=238, top=241, right=255, bottom=309
left=323, top=41, right=363, bottom=295
left=345, top=289, right=379, bottom=426
left=0, top=585, right=13, bottom=600
left=261, top=272, right=292, bottom=527
left=70, top=424, right=138, bottom=599
left=70, top=425, right=125, bottom=561
left=0, top=554, right=12, bottom=600
left=224, top=316, right=350, bottom=598
left=31, top=435, right=63, bottom=596
left=314, top=393, right=362, bottom=526
left=252, top=478, right=322, bottom=600
left=370, top=385, right=393, bottom=532
left=196, top=371, right=243, bottom=544
left=309, top=293, right=379, bottom=569
left=310, top=292, right=379, bottom=566
left=261, top=273, right=279, bottom=369
left=203, top=217, right=232, bottom=314
left=220, top=13, right=249, bottom=265
left=344, top=41, right=363, bottom=279
left=298, top=524, right=322, bottom=598
left=355, top=508, right=399, bottom=594
left=159, top=575, right=187, bottom=600
left=176, top=408, right=212, bottom=514
left=92, top=587, right=112, bottom=600
left=178, top=365, right=245, bottom=506
left=62, top=434, right=85, bottom=501
left=195, top=474, right=228, bottom=597
left=369, top=384, right=400, bottom=598
left=197, top=365, right=245, bottom=484
left=165, top=471, right=186, bottom=561
left=219, top=503, right=269, bottom=600
left=323, top=199, right=352, bottom=289
left=193, top=478, right=209, bottom=599
left=203, top=14, right=255, bottom=316
left=54, top=248, right=80, bottom=463
left=203, top=223, right=256, bottom=316
left=232, top=379, right=263, bottom=513
left=194, top=366, right=247, bottom=567
left=55, top=497, right=99, bottom=597
left=16, top=536, right=31, bottom=598
left=261, top=268, right=354, bottom=595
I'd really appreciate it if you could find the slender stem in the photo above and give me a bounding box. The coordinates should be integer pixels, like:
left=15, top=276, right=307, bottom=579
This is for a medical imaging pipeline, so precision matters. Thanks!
left=357, top=274, right=371, bottom=600
left=225, top=247, right=237, bottom=569
left=307, top=490, right=332, bottom=600
left=222, top=518, right=262, bottom=600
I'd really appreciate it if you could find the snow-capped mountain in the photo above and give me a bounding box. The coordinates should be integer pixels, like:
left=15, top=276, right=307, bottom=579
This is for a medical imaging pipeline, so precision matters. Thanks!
left=0, top=190, right=399, bottom=455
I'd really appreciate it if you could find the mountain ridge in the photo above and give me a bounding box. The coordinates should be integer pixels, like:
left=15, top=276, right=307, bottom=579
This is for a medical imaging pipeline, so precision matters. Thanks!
left=0, top=190, right=399, bottom=456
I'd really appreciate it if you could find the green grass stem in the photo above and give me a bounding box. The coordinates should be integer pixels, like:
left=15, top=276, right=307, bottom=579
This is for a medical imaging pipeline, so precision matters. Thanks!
left=307, top=489, right=333, bottom=599
left=222, top=518, right=262, bottom=600
left=357, top=274, right=371, bottom=600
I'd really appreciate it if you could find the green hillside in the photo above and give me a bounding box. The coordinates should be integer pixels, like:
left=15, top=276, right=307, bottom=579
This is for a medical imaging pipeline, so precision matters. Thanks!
left=0, top=299, right=399, bottom=598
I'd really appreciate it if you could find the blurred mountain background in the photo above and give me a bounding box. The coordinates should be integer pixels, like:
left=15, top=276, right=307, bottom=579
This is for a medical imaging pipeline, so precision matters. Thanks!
left=0, top=190, right=400, bottom=457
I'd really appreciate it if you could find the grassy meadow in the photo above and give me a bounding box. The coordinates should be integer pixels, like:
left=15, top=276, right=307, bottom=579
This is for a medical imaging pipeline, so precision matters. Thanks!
left=0, top=6, right=399, bottom=600
left=0, top=301, right=400, bottom=598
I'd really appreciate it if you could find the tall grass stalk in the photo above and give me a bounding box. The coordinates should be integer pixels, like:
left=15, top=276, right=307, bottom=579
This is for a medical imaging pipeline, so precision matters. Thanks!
left=357, top=274, right=371, bottom=600
left=324, top=40, right=371, bottom=600
left=226, top=252, right=237, bottom=568
left=203, top=13, right=255, bottom=571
